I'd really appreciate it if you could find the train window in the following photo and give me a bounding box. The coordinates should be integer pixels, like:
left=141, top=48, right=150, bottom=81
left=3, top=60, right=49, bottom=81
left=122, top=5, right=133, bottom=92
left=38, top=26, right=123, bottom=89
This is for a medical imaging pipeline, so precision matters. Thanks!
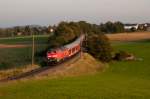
left=69, top=50, right=71, bottom=54
left=72, top=48, right=76, bottom=52
left=74, top=47, right=77, bottom=51
left=72, top=49, right=74, bottom=53
left=53, top=51, right=57, bottom=53
left=76, top=47, right=78, bottom=50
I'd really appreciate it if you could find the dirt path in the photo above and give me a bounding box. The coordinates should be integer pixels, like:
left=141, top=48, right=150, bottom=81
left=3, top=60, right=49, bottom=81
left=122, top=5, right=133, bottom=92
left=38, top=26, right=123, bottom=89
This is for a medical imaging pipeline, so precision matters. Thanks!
left=0, top=44, right=30, bottom=48
left=106, top=32, right=150, bottom=41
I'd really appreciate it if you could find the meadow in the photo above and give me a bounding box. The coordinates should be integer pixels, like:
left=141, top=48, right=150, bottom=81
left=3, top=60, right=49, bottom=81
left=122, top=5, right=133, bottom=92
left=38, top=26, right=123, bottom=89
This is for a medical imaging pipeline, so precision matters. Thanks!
left=0, top=39, right=150, bottom=99
left=0, top=35, right=49, bottom=69
left=0, top=35, right=49, bottom=44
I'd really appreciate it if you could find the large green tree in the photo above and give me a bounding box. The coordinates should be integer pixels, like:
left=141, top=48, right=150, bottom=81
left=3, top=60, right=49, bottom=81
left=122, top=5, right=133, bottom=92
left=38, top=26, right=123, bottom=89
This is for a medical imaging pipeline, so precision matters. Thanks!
left=86, top=34, right=112, bottom=62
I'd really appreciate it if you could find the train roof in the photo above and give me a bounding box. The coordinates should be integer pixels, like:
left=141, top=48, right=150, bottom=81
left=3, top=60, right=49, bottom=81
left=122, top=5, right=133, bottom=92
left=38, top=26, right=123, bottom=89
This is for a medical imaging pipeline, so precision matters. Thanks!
left=48, top=34, right=85, bottom=52
left=49, top=47, right=66, bottom=52
left=64, top=34, right=84, bottom=49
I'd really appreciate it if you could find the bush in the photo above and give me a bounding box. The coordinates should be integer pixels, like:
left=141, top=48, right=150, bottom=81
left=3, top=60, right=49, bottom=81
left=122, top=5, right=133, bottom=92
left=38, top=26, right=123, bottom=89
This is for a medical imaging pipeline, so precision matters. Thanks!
left=114, top=51, right=132, bottom=61
left=86, top=34, right=112, bottom=62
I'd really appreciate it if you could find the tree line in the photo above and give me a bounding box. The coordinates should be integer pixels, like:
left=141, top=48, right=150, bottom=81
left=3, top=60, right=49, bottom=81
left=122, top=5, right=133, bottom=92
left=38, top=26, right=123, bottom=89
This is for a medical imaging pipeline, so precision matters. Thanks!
left=0, top=25, right=53, bottom=38
left=100, top=21, right=125, bottom=33
left=0, top=21, right=125, bottom=38
left=1, top=21, right=149, bottom=38
left=3, top=21, right=149, bottom=38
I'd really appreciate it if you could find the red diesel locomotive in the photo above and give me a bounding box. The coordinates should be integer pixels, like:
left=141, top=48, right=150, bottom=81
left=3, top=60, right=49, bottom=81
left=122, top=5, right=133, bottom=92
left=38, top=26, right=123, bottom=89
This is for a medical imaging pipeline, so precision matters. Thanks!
left=47, top=35, right=85, bottom=64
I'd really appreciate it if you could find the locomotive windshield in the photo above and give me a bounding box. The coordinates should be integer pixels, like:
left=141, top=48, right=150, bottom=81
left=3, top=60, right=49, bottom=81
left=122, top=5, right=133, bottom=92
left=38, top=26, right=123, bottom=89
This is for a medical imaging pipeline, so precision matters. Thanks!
left=52, top=51, right=56, bottom=53
left=47, top=49, right=57, bottom=53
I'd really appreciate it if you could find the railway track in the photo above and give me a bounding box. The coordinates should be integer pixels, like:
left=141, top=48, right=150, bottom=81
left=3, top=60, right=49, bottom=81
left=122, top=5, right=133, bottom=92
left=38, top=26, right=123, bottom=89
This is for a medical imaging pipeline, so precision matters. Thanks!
left=0, top=52, right=81, bottom=83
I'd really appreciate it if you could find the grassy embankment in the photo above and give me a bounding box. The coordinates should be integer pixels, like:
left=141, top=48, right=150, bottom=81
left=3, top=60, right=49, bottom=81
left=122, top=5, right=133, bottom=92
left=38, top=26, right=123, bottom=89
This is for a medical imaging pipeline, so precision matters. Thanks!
left=0, top=40, right=150, bottom=99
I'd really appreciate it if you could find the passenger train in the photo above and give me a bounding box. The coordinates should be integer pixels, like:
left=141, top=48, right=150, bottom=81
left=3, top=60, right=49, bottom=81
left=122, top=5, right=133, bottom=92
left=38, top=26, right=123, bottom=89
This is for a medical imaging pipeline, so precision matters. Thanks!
left=47, top=34, right=85, bottom=64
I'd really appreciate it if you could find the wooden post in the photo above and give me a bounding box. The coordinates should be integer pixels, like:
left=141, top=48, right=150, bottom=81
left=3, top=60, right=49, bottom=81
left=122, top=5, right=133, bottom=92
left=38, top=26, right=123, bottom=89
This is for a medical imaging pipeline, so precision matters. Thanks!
left=80, top=34, right=83, bottom=59
left=80, top=41, right=82, bottom=59
left=32, top=33, right=35, bottom=66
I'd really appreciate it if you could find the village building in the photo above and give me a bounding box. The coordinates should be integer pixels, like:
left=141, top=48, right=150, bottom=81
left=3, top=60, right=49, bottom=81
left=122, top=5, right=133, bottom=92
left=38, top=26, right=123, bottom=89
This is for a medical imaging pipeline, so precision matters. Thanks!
left=124, top=24, right=139, bottom=30
left=17, top=32, right=22, bottom=36
left=145, top=23, right=150, bottom=31
left=124, top=23, right=150, bottom=31
left=147, top=27, right=150, bottom=32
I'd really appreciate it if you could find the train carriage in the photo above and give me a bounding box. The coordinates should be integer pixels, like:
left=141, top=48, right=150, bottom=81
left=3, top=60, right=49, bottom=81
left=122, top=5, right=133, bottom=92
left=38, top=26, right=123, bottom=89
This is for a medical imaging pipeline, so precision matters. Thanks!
left=47, top=34, right=85, bottom=64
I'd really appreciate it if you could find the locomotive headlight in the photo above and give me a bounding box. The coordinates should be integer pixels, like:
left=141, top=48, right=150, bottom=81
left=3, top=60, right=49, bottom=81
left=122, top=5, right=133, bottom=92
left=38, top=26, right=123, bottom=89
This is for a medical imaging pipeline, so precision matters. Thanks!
left=47, top=54, right=58, bottom=58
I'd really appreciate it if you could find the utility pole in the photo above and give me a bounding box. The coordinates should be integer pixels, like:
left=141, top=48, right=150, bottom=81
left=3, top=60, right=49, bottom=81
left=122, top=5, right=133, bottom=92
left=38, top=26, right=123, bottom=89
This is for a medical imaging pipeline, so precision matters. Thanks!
left=80, top=33, right=84, bottom=59
left=80, top=39, right=83, bottom=59
left=32, top=32, right=35, bottom=66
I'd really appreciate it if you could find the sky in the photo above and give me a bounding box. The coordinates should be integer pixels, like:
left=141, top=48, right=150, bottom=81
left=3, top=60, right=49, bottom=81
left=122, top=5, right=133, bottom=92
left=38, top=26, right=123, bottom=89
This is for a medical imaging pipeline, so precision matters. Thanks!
left=0, top=0, right=150, bottom=27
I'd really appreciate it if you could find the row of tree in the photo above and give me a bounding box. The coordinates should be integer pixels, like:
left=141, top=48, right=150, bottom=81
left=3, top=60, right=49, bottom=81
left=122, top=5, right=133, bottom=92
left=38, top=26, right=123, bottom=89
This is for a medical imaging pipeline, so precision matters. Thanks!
left=0, top=25, right=53, bottom=37
left=0, top=21, right=147, bottom=37
left=100, top=21, right=125, bottom=33
left=1, top=21, right=149, bottom=38
left=0, top=21, right=125, bottom=38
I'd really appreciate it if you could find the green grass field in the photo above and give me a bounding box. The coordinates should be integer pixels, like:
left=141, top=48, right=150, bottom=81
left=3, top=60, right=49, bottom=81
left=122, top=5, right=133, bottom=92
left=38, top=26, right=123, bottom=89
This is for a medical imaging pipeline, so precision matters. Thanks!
left=0, top=40, right=150, bottom=99
left=0, top=35, right=49, bottom=69
left=0, top=35, right=49, bottom=44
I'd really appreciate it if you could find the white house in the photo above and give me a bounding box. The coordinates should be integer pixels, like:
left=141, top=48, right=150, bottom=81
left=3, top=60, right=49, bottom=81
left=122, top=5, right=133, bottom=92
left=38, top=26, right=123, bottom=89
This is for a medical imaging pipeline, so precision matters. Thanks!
left=124, top=24, right=139, bottom=30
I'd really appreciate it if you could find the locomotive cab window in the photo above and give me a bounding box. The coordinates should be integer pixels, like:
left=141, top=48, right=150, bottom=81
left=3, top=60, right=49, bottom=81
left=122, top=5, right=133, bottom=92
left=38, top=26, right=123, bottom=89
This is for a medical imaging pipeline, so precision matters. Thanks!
left=53, top=51, right=56, bottom=53
left=69, top=49, right=72, bottom=54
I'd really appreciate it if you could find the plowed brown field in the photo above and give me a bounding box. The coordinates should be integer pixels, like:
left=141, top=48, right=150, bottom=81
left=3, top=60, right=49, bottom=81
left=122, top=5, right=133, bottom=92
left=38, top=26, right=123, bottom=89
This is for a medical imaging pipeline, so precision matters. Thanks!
left=106, top=32, right=150, bottom=41
left=0, top=44, right=29, bottom=48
